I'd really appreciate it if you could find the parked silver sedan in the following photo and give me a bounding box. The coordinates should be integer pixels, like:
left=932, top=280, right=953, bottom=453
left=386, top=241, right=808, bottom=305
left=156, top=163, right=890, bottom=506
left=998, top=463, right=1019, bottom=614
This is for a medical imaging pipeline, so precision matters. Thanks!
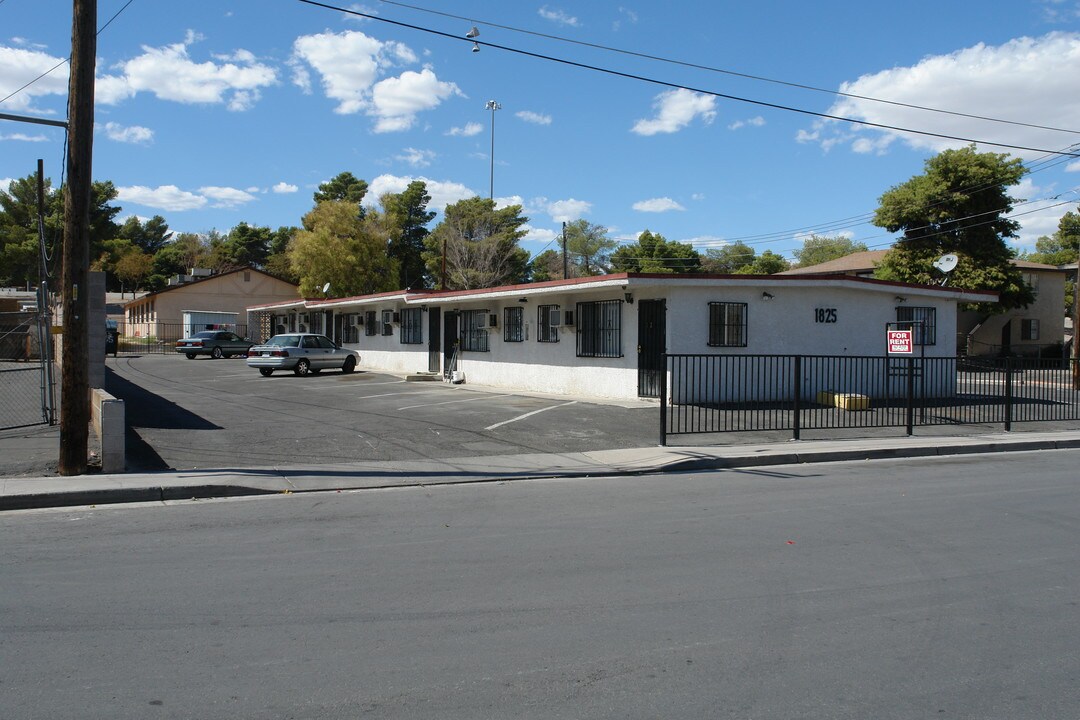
left=245, top=333, right=360, bottom=377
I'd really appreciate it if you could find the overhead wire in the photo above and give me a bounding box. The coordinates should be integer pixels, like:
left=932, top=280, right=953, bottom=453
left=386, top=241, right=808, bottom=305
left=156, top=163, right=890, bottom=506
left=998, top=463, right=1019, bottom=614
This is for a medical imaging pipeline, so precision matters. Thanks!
left=298, top=0, right=1080, bottom=159
left=374, top=0, right=1080, bottom=137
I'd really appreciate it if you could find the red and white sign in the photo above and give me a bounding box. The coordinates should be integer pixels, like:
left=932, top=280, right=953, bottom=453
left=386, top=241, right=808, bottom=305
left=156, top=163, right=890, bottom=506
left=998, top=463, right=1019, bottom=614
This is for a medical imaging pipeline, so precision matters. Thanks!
left=887, top=330, right=914, bottom=354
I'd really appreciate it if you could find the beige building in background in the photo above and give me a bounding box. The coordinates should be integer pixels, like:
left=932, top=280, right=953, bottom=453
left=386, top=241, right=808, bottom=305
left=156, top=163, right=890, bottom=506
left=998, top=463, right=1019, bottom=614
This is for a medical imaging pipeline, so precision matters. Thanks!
left=122, top=266, right=300, bottom=341
left=781, top=251, right=1067, bottom=356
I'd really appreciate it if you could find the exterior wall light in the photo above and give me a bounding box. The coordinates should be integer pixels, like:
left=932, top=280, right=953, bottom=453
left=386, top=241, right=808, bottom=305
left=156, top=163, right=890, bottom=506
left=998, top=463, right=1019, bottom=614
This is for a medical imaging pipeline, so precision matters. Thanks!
left=761, top=291, right=775, bottom=300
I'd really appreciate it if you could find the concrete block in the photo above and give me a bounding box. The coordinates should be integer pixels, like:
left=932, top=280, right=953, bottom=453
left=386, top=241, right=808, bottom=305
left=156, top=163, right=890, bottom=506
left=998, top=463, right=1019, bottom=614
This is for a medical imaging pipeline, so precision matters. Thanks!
left=91, top=388, right=125, bottom=473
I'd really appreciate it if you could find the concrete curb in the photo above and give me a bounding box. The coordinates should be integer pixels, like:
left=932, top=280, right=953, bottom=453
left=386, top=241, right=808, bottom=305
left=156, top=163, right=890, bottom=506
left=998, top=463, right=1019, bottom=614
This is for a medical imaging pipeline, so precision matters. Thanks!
left=5, top=435, right=1079, bottom=512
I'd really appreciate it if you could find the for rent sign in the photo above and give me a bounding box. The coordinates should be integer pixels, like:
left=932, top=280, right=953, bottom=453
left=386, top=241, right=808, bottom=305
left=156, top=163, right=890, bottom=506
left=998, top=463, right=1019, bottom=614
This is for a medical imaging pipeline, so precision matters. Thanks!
left=887, top=329, right=914, bottom=354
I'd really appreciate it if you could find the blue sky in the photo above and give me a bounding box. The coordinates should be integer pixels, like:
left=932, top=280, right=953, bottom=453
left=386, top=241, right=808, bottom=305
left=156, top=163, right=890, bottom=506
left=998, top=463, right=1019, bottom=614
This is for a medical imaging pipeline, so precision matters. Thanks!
left=2, top=0, right=1079, bottom=265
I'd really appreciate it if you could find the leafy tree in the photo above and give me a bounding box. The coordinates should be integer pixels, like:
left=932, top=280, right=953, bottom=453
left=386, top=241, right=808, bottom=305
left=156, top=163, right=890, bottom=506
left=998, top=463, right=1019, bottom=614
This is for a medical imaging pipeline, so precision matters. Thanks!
left=793, top=235, right=868, bottom=268
left=1021, top=209, right=1080, bottom=267
left=740, top=250, right=791, bottom=275
left=872, top=145, right=1033, bottom=310
left=564, top=219, right=617, bottom=276
left=422, top=197, right=530, bottom=289
left=213, top=222, right=272, bottom=270
left=118, top=214, right=172, bottom=254
left=114, top=251, right=153, bottom=295
left=701, top=242, right=757, bottom=274
left=264, top=226, right=299, bottom=283
left=0, top=175, right=55, bottom=286
left=381, top=181, right=435, bottom=289
left=289, top=201, right=399, bottom=297
left=610, top=230, right=701, bottom=274
left=528, top=249, right=563, bottom=282
left=147, top=232, right=210, bottom=290
left=313, top=172, right=368, bottom=219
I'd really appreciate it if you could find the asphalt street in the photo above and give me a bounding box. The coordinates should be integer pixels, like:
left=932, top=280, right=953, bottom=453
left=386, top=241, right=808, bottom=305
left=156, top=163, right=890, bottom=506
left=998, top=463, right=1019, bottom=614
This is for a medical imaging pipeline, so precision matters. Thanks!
left=3, top=450, right=1078, bottom=719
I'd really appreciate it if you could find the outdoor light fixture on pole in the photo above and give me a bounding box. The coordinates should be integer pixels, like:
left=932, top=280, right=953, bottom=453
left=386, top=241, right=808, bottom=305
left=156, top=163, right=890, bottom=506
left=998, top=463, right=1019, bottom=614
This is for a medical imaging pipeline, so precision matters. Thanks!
left=485, top=100, right=501, bottom=199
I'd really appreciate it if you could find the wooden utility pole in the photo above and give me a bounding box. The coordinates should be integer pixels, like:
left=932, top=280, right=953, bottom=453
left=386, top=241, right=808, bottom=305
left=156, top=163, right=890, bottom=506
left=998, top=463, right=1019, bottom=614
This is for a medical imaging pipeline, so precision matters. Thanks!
left=59, top=0, right=96, bottom=475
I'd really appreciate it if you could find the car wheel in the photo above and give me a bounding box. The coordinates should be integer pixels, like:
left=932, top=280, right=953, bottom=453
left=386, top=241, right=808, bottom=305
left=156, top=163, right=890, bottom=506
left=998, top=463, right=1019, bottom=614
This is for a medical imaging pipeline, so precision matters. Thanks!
left=342, top=356, right=356, bottom=374
left=259, top=368, right=273, bottom=377
left=294, top=358, right=311, bottom=376
left=185, top=353, right=196, bottom=360
left=211, top=346, right=224, bottom=359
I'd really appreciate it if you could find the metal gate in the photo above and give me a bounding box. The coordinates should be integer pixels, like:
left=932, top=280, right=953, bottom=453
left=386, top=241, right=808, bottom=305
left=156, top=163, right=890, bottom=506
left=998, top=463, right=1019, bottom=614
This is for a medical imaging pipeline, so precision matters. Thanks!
left=0, top=310, right=55, bottom=430
left=637, top=299, right=666, bottom=397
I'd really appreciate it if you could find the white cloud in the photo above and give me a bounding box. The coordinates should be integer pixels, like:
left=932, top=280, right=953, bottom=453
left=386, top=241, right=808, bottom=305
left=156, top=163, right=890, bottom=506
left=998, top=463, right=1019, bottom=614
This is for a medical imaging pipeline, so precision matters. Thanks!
left=198, top=186, right=258, bottom=208
left=0, top=178, right=15, bottom=192
left=522, top=225, right=558, bottom=244
left=447, top=122, right=484, bottom=137
left=118, top=185, right=208, bottom=211
left=272, top=182, right=299, bottom=194
left=1006, top=177, right=1070, bottom=247
left=1068, top=159, right=1080, bottom=172
left=632, top=88, right=717, bottom=136
left=0, top=132, right=48, bottom=142
left=290, top=30, right=420, bottom=116
left=538, top=6, right=580, bottom=26
left=366, top=174, right=474, bottom=212
left=370, top=68, right=461, bottom=132
left=545, top=198, right=592, bottom=223
left=494, top=195, right=525, bottom=211
left=96, top=35, right=277, bottom=109
left=0, top=45, right=68, bottom=112
left=728, top=116, right=765, bottom=131
left=613, top=7, right=639, bottom=31
left=684, top=235, right=728, bottom=249
left=100, top=122, right=154, bottom=144
left=516, top=110, right=552, bottom=125
left=396, top=147, right=436, bottom=167
left=806, top=32, right=1080, bottom=160
left=632, top=197, right=686, bottom=213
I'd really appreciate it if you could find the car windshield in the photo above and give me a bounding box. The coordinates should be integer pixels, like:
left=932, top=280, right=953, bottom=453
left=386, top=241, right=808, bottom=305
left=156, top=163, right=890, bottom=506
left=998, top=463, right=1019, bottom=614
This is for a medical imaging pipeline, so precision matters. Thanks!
left=266, top=335, right=301, bottom=348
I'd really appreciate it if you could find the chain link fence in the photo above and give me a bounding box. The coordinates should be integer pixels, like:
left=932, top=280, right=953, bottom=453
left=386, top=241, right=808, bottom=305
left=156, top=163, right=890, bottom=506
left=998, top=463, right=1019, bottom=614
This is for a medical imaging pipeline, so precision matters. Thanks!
left=0, top=311, right=53, bottom=430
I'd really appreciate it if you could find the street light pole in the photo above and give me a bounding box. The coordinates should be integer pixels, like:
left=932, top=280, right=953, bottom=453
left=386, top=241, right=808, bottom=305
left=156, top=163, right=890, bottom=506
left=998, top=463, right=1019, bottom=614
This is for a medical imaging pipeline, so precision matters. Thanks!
left=485, top=100, right=500, bottom=199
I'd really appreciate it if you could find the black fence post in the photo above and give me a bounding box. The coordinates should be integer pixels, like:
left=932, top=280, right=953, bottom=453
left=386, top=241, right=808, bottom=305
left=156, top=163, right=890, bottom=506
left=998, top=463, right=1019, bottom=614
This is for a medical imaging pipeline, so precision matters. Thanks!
left=905, top=356, right=915, bottom=436
left=1004, top=356, right=1013, bottom=432
left=659, top=353, right=668, bottom=447
left=792, top=355, right=802, bottom=441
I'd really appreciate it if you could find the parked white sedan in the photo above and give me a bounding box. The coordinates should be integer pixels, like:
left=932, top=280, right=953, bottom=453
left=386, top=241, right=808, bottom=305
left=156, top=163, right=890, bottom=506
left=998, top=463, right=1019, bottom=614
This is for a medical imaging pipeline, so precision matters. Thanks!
left=246, top=333, right=360, bottom=377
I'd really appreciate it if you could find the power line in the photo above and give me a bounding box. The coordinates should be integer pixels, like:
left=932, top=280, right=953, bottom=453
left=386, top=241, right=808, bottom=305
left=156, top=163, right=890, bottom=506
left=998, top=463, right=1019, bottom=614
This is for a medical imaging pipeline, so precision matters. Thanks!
left=298, top=1, right=1080, bottom=159
left=374, top=0, right=1080, bottom=137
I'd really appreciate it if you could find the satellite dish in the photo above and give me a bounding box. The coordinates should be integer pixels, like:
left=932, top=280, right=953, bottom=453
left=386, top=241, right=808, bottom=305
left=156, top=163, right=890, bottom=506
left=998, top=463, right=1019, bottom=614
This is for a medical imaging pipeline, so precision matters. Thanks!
left=933, top=254, right=958, bottom=274
left=321, top=282, right=331, bottom=294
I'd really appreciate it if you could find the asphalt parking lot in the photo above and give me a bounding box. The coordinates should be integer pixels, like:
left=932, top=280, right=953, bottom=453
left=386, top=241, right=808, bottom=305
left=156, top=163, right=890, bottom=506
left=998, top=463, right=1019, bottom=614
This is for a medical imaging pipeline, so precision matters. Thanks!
left=105, top=354, right=663, bottom=472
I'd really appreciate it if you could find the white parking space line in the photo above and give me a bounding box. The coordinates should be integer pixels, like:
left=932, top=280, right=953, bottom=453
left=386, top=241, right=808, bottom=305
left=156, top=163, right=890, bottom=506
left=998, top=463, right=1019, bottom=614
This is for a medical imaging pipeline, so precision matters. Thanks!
left=485, top=401, right=578, bottom=430
left=398, top=394, right=511, bottom=411
left=358, top=391, right=441, bottom=400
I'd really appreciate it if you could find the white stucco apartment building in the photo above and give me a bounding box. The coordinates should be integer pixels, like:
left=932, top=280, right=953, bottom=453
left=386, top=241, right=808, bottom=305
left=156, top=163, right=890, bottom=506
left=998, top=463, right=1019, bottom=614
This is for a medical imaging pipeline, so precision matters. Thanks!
left=249, top=273, right=993, bottom=402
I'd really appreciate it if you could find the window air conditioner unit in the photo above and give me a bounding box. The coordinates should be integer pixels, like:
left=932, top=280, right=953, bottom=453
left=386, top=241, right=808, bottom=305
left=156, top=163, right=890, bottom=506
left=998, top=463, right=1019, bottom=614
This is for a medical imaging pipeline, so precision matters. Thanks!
left=381, top=310, right=394, bottom=325
left=476, top=313, right=491, bottom=329
left=549, top=310, right=564, bottom=328
left=349, top=314, right=362, bottom=326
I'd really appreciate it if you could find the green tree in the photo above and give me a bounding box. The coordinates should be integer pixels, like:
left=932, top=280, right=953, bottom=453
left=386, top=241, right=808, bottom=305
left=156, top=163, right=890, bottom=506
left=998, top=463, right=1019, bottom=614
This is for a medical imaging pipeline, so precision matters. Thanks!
left=610, top=230, right=701, bottom=274
left=117, top=214, right=172, bottom=254
left=564, top=219, right=617, bottom=276
left=0, top=175, right=55, bottom=286
left=114, top=250, right=153, bottom=295
left=872, top=145, right=1033, bottom=310
left=701, top=242, right=757, bottom=274
left=1021, top=209, right=1080, bottom=267
left=381, top=181, right=435, bottom=289
left=793, top=235, right=868, bottom=268
left=423, top=197, right=530, bottom=289
left=264, top=226, right=299, bottom=283
left=216, top=222, right=272, bottom=270
left=147, top=232, right=210, bottom=290
left=528, top=249, right=563, bottom=282
left=313, top=172, right=368, bottom=219
left=289, top=201, right=399, bottom=297
left=740, top=250, right=791, bottom=275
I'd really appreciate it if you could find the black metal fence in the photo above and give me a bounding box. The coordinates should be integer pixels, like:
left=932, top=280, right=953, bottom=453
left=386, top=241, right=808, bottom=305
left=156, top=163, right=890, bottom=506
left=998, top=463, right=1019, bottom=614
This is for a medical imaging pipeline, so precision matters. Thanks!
left=661, top=354, right=1080, bottom=445
left=109, top=322, right=251, bottom=355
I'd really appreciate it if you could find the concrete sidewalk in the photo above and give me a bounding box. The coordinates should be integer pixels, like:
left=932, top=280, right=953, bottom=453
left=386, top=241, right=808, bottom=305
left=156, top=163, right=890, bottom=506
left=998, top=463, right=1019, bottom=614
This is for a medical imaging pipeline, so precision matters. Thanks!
left=3, top=429, right=1080, bottom=511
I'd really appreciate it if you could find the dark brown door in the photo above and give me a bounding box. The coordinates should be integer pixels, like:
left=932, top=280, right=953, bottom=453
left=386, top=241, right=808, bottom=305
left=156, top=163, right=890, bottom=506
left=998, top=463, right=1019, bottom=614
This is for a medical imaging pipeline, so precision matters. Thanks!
left=428, top=307, right=441, bottom=373
left=637, top=299, right=666, bottom=397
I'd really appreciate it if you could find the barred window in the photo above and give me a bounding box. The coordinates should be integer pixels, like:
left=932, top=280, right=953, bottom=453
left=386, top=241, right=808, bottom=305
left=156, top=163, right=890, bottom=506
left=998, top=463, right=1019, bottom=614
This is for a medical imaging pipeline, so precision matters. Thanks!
left=400, top=308, right=422, bottom=344
left=365, top=310, right=377, bottom=336
left=381, top=310, right=394, bottom=336
left=576, top=300, right=622, bottom=358
left=896, top=306, right=936, bottom=346
left=461, top=310, right=490, bottom=352
left=538, top=304, right=560, bottom=343
left=504, top=306, right=524, bottom=342
left=708, top=302, right=747, bottom=347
